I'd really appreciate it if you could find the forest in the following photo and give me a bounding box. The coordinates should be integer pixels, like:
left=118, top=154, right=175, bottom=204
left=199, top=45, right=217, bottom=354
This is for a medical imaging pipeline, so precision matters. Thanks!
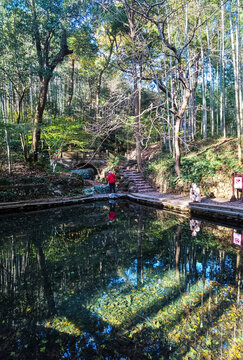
left=0, top=2, right=243, bottom=359
left=0, top=0, right=242, bottom=182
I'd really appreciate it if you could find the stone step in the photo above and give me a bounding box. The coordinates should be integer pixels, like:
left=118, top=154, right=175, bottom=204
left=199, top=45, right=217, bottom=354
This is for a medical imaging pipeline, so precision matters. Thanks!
left=137, top=183, right=153, bottom=186
left=133, top=182, right=153, bottom=186
left=139, top=190, right=155, bottom=193
left=138, top=188, right=154, bottom=191
left=124, top=173, right=143, bottom=175
left=137, top=187, right=154, bottom=191
left=125, top=173, right=143, bottom=176
left=120, top=168, right=156, bottom=193
left=136, top=180, right=151, bottom=184
left=124, top=175, right=144, bottom=179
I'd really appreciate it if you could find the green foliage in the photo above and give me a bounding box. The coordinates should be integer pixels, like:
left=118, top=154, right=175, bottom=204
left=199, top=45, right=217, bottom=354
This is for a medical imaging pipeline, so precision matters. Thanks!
left=107, top=153, right=126, bottom=171
left=147, top=155, right=177, bottom=187
left=180, top=156, right=217, bottom=184
left=42, top=116, right=90, bottom=155
left=94, top=185, right=109, bottom=193
left=19, top=177, right=46, bottom=184
left=0, top=178, right=10, bottom=186
left=147, top=139, right=241, bottom=189
left=0, top=183, right=51, bottom=201
left=69, top=25, right=97, bottom=57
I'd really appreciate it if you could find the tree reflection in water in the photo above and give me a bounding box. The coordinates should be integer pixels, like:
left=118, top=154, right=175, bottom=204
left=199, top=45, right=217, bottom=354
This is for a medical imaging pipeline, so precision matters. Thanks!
left=0, top=201, right=242, bottom=359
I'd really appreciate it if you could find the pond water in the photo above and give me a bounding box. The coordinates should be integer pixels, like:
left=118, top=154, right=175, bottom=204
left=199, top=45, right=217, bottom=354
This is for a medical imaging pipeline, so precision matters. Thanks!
left=0, top=201, right=242, bottom=360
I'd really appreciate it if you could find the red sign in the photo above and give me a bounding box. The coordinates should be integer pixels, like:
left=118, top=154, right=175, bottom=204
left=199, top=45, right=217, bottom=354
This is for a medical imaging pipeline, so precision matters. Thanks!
left=234, top=177, right=243, bottom=189
left=231, top=230, right=243, bottom=249
left=233, top=232, right=242, bottom=246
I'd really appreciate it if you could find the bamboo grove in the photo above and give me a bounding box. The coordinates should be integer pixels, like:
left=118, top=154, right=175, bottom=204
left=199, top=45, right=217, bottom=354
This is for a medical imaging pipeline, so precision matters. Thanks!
left=0, top=0, right=242, bottom=175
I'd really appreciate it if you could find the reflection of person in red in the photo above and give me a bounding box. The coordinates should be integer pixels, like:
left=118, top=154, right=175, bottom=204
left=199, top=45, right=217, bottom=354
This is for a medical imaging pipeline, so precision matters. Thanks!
left=108, top=171, right=116, bottom=193
left=109, top=201, right=116, bottom=223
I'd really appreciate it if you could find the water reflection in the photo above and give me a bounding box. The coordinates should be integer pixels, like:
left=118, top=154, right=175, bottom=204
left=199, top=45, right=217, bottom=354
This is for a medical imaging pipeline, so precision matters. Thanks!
left=190, top=219, right=201, bottom=237
left=0, top=202, right=242, bottom=359
left=108, top=200, right=117, bottom=223
left=232, top=229, right=243, bottom=248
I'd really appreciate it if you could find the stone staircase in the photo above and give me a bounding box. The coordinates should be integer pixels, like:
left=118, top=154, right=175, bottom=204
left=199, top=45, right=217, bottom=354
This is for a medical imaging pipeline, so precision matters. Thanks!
left=120, top=159, right=155, bottom=193
left=121, top=170, right=155, bottom=193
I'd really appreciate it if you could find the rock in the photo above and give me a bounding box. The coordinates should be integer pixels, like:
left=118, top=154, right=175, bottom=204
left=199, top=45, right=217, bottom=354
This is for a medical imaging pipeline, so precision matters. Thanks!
left=68, top=173, right=84, bottom=187
left=128, top=183, right=138, bottom=193
left=53, top=190, right=62, bottom=196
left=109, top=193, right=118, bottom=199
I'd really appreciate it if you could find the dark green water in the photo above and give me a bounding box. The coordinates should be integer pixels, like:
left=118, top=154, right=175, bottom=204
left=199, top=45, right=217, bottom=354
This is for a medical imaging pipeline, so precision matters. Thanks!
left=0, top=201, right=242, bottom=360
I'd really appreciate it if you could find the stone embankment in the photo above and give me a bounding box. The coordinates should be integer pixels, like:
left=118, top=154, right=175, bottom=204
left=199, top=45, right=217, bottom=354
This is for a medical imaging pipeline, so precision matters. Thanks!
left=0, top=194, right=126, bottom=215
left=127, top=192, right=243, bottom=226
left=1, top=189, right=243, bottom=227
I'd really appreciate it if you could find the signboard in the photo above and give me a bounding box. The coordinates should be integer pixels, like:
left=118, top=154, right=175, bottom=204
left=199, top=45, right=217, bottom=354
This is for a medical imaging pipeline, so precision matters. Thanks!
left=233, top=232, right=242, bottom=246
left=234, top=177, right=242, bottom=189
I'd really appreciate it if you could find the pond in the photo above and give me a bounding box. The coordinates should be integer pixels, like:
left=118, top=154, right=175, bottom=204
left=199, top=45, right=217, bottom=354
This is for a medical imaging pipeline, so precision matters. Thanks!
left=0, top=201, right=242, bottom=360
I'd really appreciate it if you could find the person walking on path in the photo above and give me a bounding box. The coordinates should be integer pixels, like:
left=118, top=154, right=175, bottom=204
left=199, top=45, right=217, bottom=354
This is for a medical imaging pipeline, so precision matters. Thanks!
left=108, top=171, right=116, bottom=193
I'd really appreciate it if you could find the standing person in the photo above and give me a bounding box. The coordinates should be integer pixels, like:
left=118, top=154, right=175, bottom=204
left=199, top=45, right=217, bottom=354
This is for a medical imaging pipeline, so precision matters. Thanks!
left=190, top=183, right=201, bottom=202
left=108, top=171, right=116, bottom=193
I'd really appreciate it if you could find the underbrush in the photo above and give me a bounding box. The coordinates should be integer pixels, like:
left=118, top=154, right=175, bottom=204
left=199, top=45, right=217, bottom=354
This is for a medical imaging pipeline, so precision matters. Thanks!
left=146, top=138, right=242, bottom=196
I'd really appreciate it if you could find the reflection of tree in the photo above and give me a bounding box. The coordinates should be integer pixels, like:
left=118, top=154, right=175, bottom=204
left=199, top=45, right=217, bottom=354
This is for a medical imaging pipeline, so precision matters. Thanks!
left=175, top=225, right=181, bottom=281
left=137, top=209, right=144, bottom=285
left=0, top=202, right=242, bottom=359
left=235, top=250, right=241, bottom=304
left=35, top=240, right=56, bottom=316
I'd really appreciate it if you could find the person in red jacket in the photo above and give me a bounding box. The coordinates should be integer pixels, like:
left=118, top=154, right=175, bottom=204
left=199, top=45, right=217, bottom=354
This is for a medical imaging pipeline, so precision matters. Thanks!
left=108, top=202, right=116, bottom=222
left=108, top=171, right=116, bottom=193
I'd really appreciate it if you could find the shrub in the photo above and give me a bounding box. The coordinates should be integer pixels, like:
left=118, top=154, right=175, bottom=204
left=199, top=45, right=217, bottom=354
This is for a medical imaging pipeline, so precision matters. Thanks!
left=0, top=178, right=11, bottom=186
left=19, top=177, right=46, bottom=184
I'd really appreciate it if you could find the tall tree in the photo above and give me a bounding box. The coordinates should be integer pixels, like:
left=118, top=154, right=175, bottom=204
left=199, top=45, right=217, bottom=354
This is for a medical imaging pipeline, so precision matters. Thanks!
left=124, top=0, right=142, bottom=171
left=29, top=0, right=73, bottom=160
left=219, top=0, right=226, bottom=137
left=126, top=0, right=201, bottom=176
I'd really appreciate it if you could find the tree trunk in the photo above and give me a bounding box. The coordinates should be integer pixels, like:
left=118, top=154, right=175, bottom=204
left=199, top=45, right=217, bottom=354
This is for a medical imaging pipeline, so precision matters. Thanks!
left=174, top=118, right=181, bottom=177
left=200, top=27, right=207, bottom=139
left=133, top=62, right=142, bottom=172
left=137, top=212, right=143, bottom=285
left=30, top=0, right=72, bottom=161
left=236, top=0, right=243, bottom=163
left=95, top=70, right=103, bottom=122
left=229, top=5, right=241, bottom=161
left=174, top=87, right=191, bottom=177
left=32, top=78, right=50, bottom=160
left=1, top=96, right=11, bottom=174
left=191, top=61, right=199, bottom=140
left=67, top=58, right=75, bottom=108
left=220, top=1, right=226, bottom=137
left=20, top=133, right=29, bottom=163
left=167, top=22, right=175, bottom=155
left=206, top=25, right=214, bottom=137
left=5, top=129, right=11, bottom=175
left=126, top=3, right=142, bottom=172
left=175, top=225, right=181, bottom=281
left=16, top=89, right=27, bottom=124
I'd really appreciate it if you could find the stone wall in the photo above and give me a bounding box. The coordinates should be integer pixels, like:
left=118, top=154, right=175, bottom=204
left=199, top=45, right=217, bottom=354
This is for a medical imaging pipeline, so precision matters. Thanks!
left=147, top=171, right=233, bottom=200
